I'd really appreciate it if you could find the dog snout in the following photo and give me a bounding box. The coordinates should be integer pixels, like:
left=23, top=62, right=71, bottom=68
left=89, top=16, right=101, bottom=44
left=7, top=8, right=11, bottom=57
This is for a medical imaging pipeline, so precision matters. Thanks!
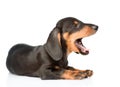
left=86, top=24, right=98, bottom=31
left=91, top=25, right=98, bottom=31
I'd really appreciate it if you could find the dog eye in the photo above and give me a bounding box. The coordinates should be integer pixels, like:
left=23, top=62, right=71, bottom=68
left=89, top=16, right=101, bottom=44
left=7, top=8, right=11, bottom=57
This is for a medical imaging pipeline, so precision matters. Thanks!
left=73, top=21, right=80, bottom=28
left=73, top=23, right=80, bottom=29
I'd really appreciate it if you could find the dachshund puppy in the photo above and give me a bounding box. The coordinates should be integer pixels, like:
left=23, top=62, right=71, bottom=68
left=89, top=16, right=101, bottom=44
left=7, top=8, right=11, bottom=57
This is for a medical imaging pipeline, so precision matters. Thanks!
left=6, top=17, right=98, bottom=80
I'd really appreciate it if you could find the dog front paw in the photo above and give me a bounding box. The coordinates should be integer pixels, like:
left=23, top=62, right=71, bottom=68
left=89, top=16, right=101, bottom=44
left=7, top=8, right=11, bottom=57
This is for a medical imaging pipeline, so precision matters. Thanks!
left=76, top=69, right=93, bottom=79
left=85, top=70, right=93, bottom=77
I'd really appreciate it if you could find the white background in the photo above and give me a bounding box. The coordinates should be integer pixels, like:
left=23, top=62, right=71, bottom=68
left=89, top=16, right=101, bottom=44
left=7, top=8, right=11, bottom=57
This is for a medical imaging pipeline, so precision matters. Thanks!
left=0, top=0, right=120, bottom=87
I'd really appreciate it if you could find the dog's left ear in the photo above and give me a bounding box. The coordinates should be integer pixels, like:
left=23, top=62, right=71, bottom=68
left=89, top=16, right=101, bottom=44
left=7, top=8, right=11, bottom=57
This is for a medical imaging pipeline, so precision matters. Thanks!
left=44, top=28, right=63, bottom=61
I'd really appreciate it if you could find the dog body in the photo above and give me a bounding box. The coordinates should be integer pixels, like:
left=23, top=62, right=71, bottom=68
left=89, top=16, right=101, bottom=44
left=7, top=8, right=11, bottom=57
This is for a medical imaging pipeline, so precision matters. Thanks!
left=6, top=17, right=98, bottom=80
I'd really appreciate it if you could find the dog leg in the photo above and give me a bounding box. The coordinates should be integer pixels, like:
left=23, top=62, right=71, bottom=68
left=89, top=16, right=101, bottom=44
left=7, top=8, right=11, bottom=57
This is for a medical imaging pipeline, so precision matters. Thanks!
left=60, top=69, right=93, bottom=80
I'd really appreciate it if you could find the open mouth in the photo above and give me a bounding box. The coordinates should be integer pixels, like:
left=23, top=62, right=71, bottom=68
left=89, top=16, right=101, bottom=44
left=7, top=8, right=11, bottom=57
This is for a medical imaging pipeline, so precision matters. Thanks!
left=75, top=38, right=89, bottom=55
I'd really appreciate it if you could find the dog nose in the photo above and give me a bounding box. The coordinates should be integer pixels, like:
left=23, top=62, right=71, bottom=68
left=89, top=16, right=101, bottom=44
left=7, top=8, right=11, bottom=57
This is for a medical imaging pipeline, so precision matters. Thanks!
left=92, top=25, right=98, bottom=31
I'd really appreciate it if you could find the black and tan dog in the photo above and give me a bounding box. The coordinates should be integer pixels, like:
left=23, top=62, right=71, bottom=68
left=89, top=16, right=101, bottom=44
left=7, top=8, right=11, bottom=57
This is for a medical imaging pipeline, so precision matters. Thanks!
left=6, top=17, right=98, bottom=80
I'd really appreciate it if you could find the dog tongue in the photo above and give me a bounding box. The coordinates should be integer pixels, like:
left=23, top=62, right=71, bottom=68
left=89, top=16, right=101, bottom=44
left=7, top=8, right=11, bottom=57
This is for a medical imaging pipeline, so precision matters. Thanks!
left=76, top=41, right=89, bottom=54
left=78, top=44, right=89, bottom=53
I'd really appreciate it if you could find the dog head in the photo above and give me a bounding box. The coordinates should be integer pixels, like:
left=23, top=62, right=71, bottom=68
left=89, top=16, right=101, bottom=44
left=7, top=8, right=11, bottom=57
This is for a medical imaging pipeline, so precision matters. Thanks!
left=45, top=17, right=98, bottom=61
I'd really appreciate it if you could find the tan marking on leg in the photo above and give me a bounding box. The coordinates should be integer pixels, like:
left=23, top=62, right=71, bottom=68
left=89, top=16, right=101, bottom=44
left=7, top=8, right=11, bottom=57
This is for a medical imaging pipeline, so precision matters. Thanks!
left=61, top=70, right=79, bottom=80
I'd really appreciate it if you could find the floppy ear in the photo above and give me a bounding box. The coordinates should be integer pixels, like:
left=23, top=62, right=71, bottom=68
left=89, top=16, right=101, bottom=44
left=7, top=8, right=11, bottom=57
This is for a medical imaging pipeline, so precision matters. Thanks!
left=44, top=28, right=63, bottom=61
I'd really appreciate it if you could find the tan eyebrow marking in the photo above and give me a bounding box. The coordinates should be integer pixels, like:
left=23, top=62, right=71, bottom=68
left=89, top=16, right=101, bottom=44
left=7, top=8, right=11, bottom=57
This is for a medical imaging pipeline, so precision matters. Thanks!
left=74, top=21, right=79, bottom=25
